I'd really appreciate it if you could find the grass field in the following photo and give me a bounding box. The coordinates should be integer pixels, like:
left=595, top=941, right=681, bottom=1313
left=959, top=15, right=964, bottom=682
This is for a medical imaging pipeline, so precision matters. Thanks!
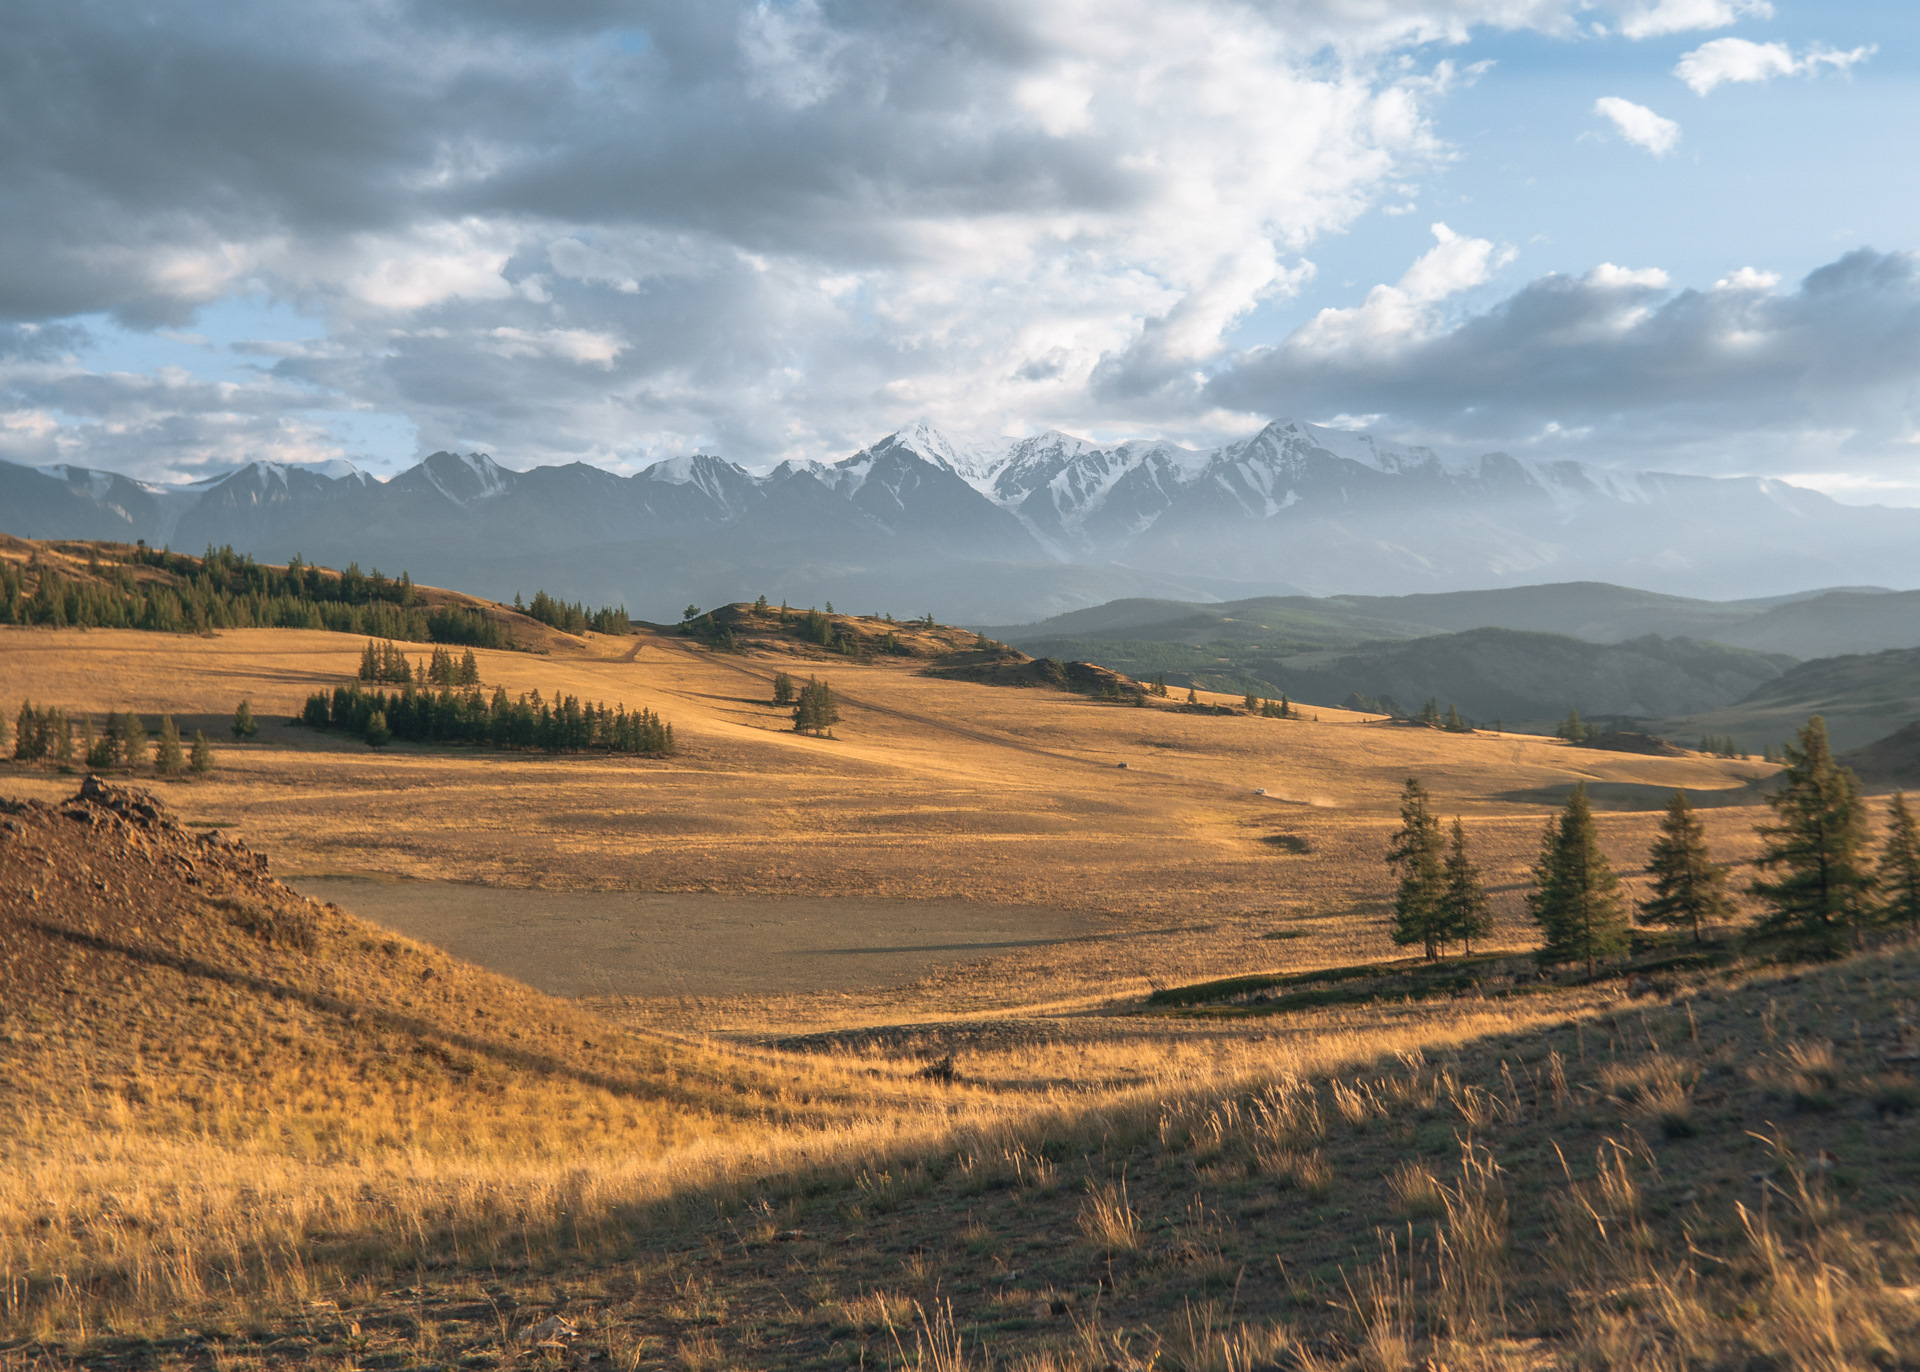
left=7, top=598, right=1916, bottom=1370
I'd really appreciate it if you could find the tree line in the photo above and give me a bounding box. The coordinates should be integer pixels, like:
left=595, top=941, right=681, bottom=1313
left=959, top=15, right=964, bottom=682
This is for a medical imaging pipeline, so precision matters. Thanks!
left=300, top=681, right=675, bottom=755
left=513, top=590, right=633, bottom=636
left=358, top=640, right=483, bottom=686
left=7, top=699, right=255, bottom=775
left=1386, top=715, right=1920, bottom=970
left=0, top=545, right=514, bottom=647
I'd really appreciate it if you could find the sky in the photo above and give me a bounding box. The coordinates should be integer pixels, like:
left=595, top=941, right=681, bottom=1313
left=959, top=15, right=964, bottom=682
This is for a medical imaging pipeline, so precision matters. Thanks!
left=2, top=0, right=1917, bottom=502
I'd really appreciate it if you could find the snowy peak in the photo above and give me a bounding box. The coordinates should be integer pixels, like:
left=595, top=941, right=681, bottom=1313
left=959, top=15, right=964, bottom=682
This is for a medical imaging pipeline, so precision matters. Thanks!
left=413, top=451, right=516, bottom=505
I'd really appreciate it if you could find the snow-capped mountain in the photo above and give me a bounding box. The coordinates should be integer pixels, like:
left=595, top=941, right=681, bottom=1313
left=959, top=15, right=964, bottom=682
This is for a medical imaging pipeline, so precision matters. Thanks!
left=4, top=419, right=1917, bottom=622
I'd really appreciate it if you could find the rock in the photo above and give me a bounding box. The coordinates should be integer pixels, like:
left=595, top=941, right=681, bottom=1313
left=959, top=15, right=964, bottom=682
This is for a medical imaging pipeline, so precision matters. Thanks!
left=517, top=1315, right=577, bottom=1347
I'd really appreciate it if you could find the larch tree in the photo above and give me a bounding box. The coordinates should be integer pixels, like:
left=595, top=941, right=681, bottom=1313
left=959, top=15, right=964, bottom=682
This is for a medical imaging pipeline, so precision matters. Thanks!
left=1529, top=783, right=1630, bottom=976
left=153, top=715, right=186, bottom=775
left=1639, top=792, right=1737, bottom=943
left=1879, top=792, right=1920, bottom=928
left=1386, top=778, right=1448, bottom=961
left=1750, top=715, right=1876, bottom=952
left=1440, top=818, right=1494, bottom=955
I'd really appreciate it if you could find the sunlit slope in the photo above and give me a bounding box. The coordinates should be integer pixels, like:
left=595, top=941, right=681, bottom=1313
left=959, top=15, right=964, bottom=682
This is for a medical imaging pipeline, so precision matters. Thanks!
left=0, top=615, right=1779, bottom=916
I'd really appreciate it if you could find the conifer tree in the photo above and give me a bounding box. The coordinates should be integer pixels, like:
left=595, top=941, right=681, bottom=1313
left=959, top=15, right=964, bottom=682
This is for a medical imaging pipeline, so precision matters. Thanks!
left=1750, top=715, right=1875, bottom=952
left=364, top=710, right=392, bottom=748
left=1444, top=704, right=1469, bottom=733
left=1557, top=709, right=1587, bottom=743
left=1186, top=685, right=1198, bottom=704
left=12, top=701, right=32, bottom=761
left=1386, top=779, right=1448, bottom=960
left=360, top=639, right=380, bottom=681
left=772, top=671, right=795, bottom=706
left=1420, top=698, right=1441, bottom=727
left=52, top=710, right=74, bottom=767
left=793, top=677, right=838, bottom=735
left=231, top=698, right=258, bottom=738
left=1244, top=691, right=1258, bottom=712
left=1440, top=818, right=1493, bottom=954
left=1529, top=783, right=1630, bottom=975
left=190, top=730, right=213, bottom=774
left=1639, top=792, right=1736, bottom=943
left=1876, top=792, right=1920, bottom=928
left=114, top=712, right=147, bottom=768
left=154, top=715, right=186, bottom=774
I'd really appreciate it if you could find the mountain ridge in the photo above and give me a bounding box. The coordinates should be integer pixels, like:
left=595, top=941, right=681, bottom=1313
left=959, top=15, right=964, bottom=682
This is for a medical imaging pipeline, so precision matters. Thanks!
left=5, top=419, right=1918, bottom=621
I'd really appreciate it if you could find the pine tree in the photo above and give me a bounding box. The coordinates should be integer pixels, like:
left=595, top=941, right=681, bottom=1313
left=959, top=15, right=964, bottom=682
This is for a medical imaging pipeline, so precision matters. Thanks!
left=231, top=698, right=257, bottom=738
left=772, top=671, right=795, bottom=706
left=1529, top=783, right=1630, bottom=975
left=1386, top=779, right=1448, bottom=961
left=1186, top=685, right=1198, bottom=704
left=359, top=639, right=379, bottom=681
left=1440, top=819, right=1493, bottom=954
left=114, top=713, right=147, bottom=768
left=1244, top=692, right=1258, bottom=712
left=190, top=730, right=213, bottom=774
left=1750, top=716, right=1876, bottom=952
left=793, top=678, right=838, bottom=735
left=1876, top=792, right=1920, bottom=928
left=1420, top=698, right=1441, bottom=727
left=154, top=715, right=186, bottom=774
left=1558, top=709, right=1587, bottom=743
left=52, top=710, right=74, bottom=767
left=1639, top=792, right=1736, bottom=943
left=1444, top=704, right=1469, bottom=733
left=364, top=710, right=392, bottom=748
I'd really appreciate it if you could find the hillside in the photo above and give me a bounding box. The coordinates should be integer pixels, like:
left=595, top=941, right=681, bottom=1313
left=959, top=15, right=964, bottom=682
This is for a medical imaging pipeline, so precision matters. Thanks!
left=8, top=778, right=1920, bottom=1369
left=1656, top=645, right=1920, bottom=756
left=989, top=580, right=1920, bottom=665
left=1005, top=625, right=1793, bottom=729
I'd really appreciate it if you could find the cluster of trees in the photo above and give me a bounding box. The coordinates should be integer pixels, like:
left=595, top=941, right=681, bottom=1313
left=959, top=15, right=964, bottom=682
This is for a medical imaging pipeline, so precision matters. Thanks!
left=1697, top=734, right=1747, bottom=758
left=1244, top=692, right=1299, bottom=718
left=791, top=677, right=839, bottom=735
left=300, top=681, right=674, bottom=755
left=1414, top=699, right=1473, bottom=732
left=1387, top=715, right=1920, bottom=969
left=512, top=590, right=632, bottom=635
left=1555, top=709, right=1592, bottom=742
left=355, top=640, right=482, bottom=686
left=1385, top=781, right=1494, bottom=960
left=0, top=545, right=516, bottom=647
left=11, top=701, right=215, bottom=775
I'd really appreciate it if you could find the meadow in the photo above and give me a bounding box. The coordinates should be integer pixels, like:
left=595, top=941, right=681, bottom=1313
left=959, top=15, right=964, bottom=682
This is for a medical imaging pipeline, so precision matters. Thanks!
left=5, top=585, right=1914, bottom=1371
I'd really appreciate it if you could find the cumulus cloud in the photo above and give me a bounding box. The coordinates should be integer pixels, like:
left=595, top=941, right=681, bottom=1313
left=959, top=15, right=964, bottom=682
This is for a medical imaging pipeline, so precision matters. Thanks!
left=1615, top=0, right=1772, bottom=41
left=0, top=0, right=1616, bottom=480
left=1206, top=247, right=1920, bottom=490
left=1593, top=97, right=1682, bottom=156
left=1675, top=38, right=1876, bottom=96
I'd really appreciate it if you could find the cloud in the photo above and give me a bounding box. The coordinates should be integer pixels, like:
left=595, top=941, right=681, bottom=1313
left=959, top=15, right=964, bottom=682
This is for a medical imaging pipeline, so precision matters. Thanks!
left=1675, top=37, right=1876, bottom=96
left=1593, top=97, right=1681, bottom=156
left=1615, top=0, right=1772, bottom=41
left=1206, top=247, right=1920, bottom=492
left=9, top=0, right=1603, bottom=478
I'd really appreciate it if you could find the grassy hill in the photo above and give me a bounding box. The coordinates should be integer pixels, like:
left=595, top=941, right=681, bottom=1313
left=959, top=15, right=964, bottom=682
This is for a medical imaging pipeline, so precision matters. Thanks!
left=12, top=557, right=1920, bottom=1368
left=1003, top=626, right=1793, bottom=730
left=986, top=580, right=1920, bottom=661
left=1657, top=645, right=1920, bottom=756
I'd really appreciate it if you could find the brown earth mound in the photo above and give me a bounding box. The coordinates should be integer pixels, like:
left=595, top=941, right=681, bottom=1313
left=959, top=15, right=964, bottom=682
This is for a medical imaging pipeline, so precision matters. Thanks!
left=0, top=778, right=784, bottom=1135
left=1842, top=719, right=1920, bottom=787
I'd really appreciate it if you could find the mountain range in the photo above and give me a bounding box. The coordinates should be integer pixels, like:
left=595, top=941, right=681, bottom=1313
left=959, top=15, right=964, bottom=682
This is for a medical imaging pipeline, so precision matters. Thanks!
left=4, top=420, right=1918, bottom=622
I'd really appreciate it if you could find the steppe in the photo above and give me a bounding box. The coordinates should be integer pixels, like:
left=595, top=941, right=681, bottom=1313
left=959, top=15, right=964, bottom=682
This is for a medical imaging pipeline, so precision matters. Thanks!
left=6, top=581, right=1918, bottom=1372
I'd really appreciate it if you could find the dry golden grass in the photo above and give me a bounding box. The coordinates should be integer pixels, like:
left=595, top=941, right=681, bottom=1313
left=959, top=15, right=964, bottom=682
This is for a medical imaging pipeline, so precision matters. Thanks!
left=6, top=614, right=1917, bottom=1370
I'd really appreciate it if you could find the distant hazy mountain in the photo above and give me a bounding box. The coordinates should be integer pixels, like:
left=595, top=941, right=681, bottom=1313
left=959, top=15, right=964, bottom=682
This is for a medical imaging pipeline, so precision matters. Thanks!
left=988, top=582, right=1920, bottom=663
left=5, top=419, right=1918, bottom=621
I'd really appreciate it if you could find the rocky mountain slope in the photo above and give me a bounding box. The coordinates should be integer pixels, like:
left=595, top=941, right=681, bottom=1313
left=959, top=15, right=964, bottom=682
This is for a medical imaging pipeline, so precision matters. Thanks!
left=6, top=420, right=1918, bottom=622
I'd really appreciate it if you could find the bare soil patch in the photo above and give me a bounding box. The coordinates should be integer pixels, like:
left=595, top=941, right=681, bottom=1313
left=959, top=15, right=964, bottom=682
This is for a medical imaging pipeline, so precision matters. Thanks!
left=290, top=878, right=1110, bottom=997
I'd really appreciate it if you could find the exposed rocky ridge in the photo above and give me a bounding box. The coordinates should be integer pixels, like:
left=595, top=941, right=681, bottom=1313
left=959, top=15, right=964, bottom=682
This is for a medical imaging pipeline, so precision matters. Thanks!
left=6, top=418, right=1919, bottom=620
